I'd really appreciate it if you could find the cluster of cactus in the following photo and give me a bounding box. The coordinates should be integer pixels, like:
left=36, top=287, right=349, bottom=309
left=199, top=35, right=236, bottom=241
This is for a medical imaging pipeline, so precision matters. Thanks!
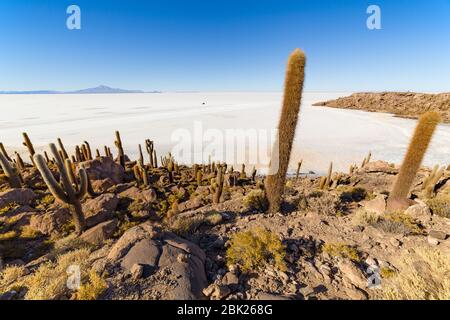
left=34, top=143, right=89, bottom=234
left=265, top=49, right=306, bottom=213
left=319, top=162, right=333, bottom=190
left=0, top=148, right=22, bottom=188
left=387, top=111, right=441, bottom=210
left=421, top=165, right=445, bottom=198
left=133, top=160, right=149, bottom=186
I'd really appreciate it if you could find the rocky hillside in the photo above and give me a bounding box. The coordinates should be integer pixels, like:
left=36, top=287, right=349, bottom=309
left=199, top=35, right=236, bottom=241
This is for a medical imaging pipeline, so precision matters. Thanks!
left=313, top=92, right=450, bottom=123
left=1, top=155, right=449, bottom=300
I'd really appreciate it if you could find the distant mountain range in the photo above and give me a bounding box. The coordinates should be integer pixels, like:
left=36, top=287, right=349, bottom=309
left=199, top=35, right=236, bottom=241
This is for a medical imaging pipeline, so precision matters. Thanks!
left=0, top=85, right=161, bottom=94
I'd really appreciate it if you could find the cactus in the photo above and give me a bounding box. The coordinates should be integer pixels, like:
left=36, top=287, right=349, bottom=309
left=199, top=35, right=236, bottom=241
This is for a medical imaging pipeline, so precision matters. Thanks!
left=167, top=158, right=174, bottom=183
left=251, top=166, right=257, bottom=182
left=75, top=145, right=82, bottom=162
left=115, top=131, right=125, bottom=167
left=95, top=149, right=101, bottom=158
left=213, top=167, right=224, bottom=204
left=57, top=138, right=69, bottom=160
left=240, top=164, right=246, bottom=179
left=0, top=150, right=21, bottom=188
left=15, top=152, right=25, bottom=171
left=22, top=132, right=36, bottom=165
left=296, top=160, right=302, bottom=180
left=0, top=143, right=12, bottom=162
left=153, top=150, right=158, bottom=168
left=145, top=139, right=154, bottom=167
left=318, top=176, right=327, bottom=190
left=34, top=143, right=88, bottom=234
left=422, top=165, right=444, bottom=198
left=387, top=111, right=441, bottom=210
left=265, top=49, right=306, bottom=212
left=361, top=151, right=372, bottom=168
left=83, top=141, right=93, bottom=160
left=196, top=170, right=203, bottom=186
left=324, top=162, right=333, bottom=189
left=138, top=144, right=144, bottom=166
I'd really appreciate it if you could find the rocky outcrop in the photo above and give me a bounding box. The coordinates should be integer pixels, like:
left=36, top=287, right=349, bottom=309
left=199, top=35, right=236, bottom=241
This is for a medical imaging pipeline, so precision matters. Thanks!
left=107, top=222, right=208, bottom=300
left=29, top=204, right=71, bottom=235
left=82, top=193, right=119, bottom=228
left=78, top=157, right=125, bottom=184
left=0, top=188, right=36, bottom=209
left=313, top=92, right=450, bottom=123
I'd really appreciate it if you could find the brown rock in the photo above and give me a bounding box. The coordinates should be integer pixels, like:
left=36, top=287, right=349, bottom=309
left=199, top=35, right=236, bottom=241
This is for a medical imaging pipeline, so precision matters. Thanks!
left=78, top=157, right=125, bottom=184
left=119, top=187, right=157, bottom=203
left=0, top=188, right=36, bottom=209
left=80, top=219, right=117, bottom=245
left=83, top=193, right=119, bottom=227
left=361, top=194, right=386, bottom=214
left=29, top=204, right=71, bottom=235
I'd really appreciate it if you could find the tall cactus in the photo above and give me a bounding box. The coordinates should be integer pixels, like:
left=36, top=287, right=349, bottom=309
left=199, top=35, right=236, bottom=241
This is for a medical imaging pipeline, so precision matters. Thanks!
left=0, top=143, right=12, bottom=162
left=22, top=132, right=36, bottom=165
left=213, top=167, right=224, bottom=204
left=0, top=151, right=21, bottom=188
left=34, top=143, right=88, bottom=234
left=387, top=111, right=441, bottom=210
left=265, top=49, right=306, bottom=212
left=115, top=131, right=125, bottom=168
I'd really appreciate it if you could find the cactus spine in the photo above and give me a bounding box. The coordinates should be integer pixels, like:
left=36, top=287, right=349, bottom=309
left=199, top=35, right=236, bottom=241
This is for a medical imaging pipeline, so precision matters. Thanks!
left=265, top=49, right=306, bottom=212
left=388, top=111, right=441, bottom=209
left=34, top=143, right=88, bottom=234
left=0, top=151, right=21, bottom=188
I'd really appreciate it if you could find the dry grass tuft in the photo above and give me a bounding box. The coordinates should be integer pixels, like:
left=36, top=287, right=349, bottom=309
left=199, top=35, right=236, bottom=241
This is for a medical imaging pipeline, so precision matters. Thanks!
left=226, top=227, right=286, bottom=272
left=426, top=194, right=450, bottom=218
left=322, top=242, right=361, bottom=263
left=75, top=270, right=107, bottom=300
left=24, top=248, right=91, bottom=300
left=382, top=247, right=450, bottom=300
left=243, top=189, right=268, bottom=212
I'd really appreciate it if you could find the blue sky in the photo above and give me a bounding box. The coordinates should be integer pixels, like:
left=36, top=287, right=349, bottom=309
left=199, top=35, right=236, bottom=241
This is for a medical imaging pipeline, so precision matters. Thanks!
left=0, top=0, right=449, bottom=92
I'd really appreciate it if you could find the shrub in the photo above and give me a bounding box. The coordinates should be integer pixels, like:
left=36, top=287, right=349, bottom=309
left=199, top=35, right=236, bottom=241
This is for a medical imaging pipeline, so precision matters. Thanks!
left=0, top=230, right=17, bottom=240
left=339, top=187, right=367, bottom=203
left=426, top=195, right=450, bottom=218
left=322, top=243, right=361, bottom=262
left=374, top=211, right=422, bottom=235
left=226, top=228, right=286, bottom=272
left=24, top=248, right=91, bottom=300
left=305, top=192, right=340, bottom=216
left=168, top=215, right=204, bottom=237
left=354, top=209, right=380, bottom=225
left=75, top=270, right=107, bottom=300
left=243, top=190, right=268, bottom=212
left=20, top=226, right=42, bottom=239
left=382, top=247, right=450, bottom=300
left=0, top=265, right=27, bottom=291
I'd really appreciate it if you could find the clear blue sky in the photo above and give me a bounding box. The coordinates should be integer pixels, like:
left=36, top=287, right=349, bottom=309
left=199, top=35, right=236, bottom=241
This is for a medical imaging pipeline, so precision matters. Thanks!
left=1, top=0, right=449, bottom=92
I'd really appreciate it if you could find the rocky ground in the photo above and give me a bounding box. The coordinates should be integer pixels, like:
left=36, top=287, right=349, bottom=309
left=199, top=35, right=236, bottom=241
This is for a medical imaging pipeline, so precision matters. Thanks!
left=313, top=92, right=450, bottom=123
left=0, top=157, right=449, bottom=300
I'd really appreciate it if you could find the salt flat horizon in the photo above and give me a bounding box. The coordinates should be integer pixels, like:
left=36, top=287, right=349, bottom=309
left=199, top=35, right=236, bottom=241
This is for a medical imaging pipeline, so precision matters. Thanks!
left=0, top=92, right=449, bottom=175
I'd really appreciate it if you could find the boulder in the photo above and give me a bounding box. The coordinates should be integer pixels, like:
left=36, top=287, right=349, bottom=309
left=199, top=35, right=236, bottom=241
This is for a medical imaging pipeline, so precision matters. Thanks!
left=91, top=178, right=115, bottom=193
left=360, top=161, right=398, bottom=174
left=29, top=205, right=71, bottom=235
left=78, top=157, right=125, bottom=184
left=107, top=222, right=207, bottom=299
left=80, top=219, right=117, bottom=245
left=405, top=204, right=432, bottom=224
left=338, top=261, right=367, bottom=289
left=360, top=194, right=386, bottom=214
left=0, top=188, right=36, bottom=209
left=118, top=187, right=157, bottom=203
left=82, top=193, right=119, bottom=228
